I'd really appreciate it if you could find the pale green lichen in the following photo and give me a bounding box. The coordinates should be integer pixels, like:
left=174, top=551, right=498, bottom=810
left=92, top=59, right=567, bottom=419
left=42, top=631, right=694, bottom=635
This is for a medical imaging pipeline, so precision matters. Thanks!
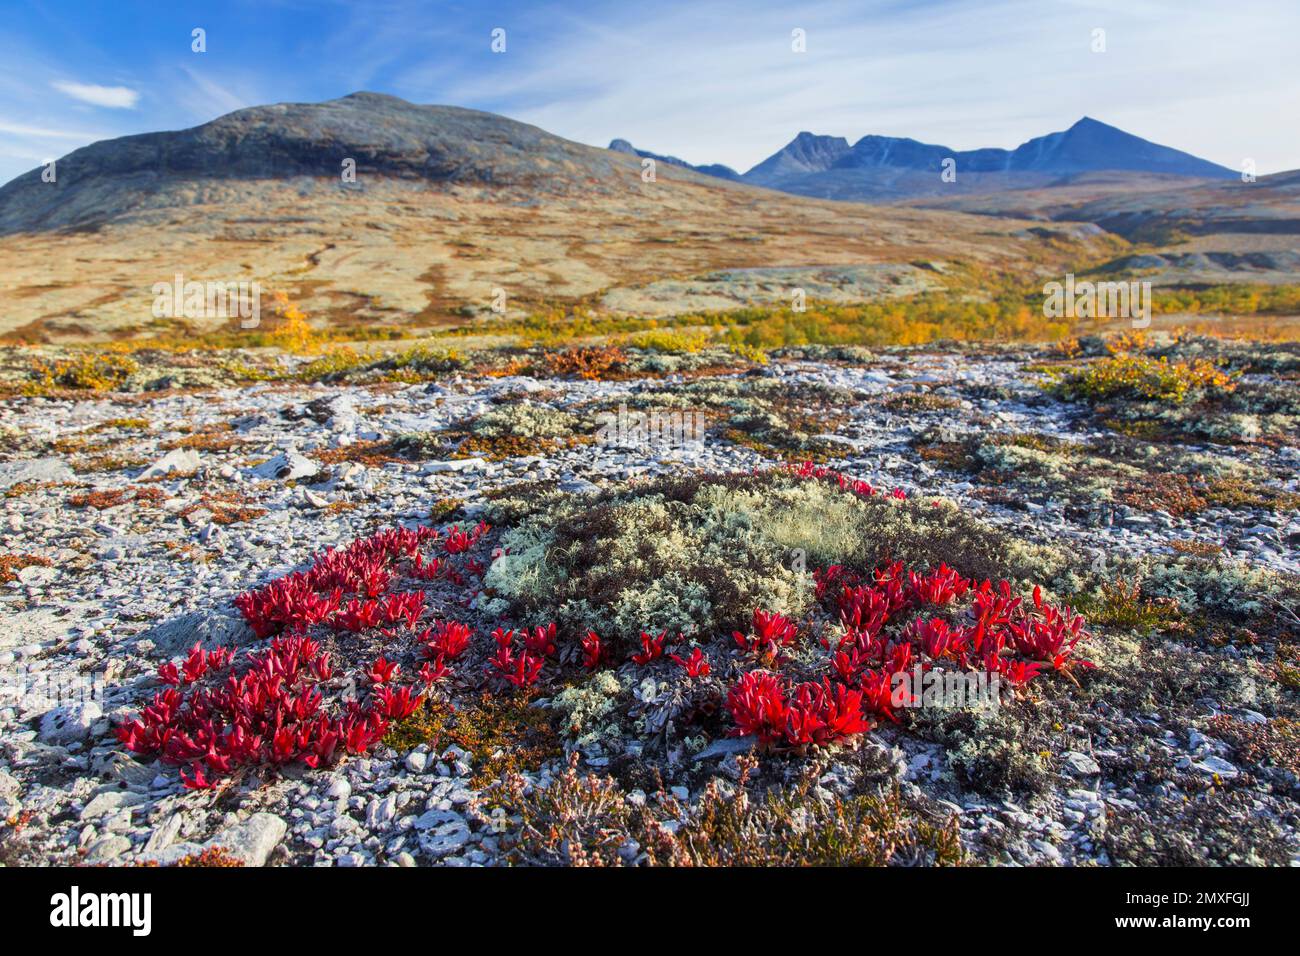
left=470, top=401, right=588, bottom=440
left=485, top=486, right=811, bottom=641
left=550, top=672, right=625, bottom=747
left=1142, top=558, right=1296, bottom=621
left=483, top=471, right=1072, bottom=651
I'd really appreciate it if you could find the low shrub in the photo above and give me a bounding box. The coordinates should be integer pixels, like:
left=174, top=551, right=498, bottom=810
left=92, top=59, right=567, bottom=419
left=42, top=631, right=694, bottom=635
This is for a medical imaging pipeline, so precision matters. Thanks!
left=1046, top=354, right=1236, bottom=404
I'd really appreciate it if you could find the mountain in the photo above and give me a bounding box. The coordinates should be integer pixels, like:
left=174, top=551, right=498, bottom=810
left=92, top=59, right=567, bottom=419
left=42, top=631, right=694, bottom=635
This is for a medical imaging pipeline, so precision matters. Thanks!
left=0, top=92, right=1112, bottom=341
left=607, top=139, right=740, bottom=180
left=738, top=117, right=1237, bottom=201
left=1000, top=117, right=1236, bottom=177
left=0, top=92, right=680, bottom=235
left=743, top=132, right=851, bottom=181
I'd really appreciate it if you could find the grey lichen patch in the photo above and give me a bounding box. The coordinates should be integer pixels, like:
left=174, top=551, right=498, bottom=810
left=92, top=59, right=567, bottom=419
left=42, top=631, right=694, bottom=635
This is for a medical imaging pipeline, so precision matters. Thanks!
left=469, top=400, right=591, bottom=440
left=482, top=470, right=1072, bottom=653
left=1142, top=557, right=1298, bottom=622
left=484, top=483, right=812, bottom=643
left=550, top=672, right=626, bottom=747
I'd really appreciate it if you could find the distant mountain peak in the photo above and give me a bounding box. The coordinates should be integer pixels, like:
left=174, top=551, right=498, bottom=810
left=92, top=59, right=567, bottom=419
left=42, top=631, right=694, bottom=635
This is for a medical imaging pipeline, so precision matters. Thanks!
left=744, top=132, right=851, bottom=181
left=741, top=117, right=1236, bottom=194
left=604, top=138, right=740, bottom=180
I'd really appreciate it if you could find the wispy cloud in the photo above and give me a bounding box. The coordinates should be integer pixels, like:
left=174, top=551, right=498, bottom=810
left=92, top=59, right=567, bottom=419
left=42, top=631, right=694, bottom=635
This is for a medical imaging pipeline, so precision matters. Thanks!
left=52, top=80, right=139, bottom=109
left=0, top=120, right=113, bottom=140
left=0, top=0, right=1296, bottom=188
left=172, top=66, right=256, bottom=120
left=423, top=0, right=1300, bottom=176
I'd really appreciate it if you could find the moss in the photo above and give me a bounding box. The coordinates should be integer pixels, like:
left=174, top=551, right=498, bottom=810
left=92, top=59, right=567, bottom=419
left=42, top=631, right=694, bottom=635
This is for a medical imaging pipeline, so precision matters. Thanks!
left=629, top=328, right=710, bottom=353
left=1087, top=629, right=1276, bottom=714
left=924, top=419, right=1281, bottom=518
left=158, top=429, right=245, bottom=452
left=975, top=441, right=1073, bottom=486
left=292, top=347, right=369, bottom=382
left=86, top=417, right=151, bottom=433
left=1169, top=538, right=1222, bottom=558
left=926, top=702, right=1058, bottom=796
left=67, top=489, right=132, bottom=510
left=4, top=480, right=72, bottom=499
left=915, top=439, right=976, bottom=471
left=714, top=381, right=856, bottom=462
left=541, top=345, right=629, bottom=380
left=394, top=401, right=598, bottom=463
left=1100, top=417, right=1163, bottom=439
left=429, top=498, right=465, bottom=522
left=1071, top=579, right=1189, bottom=636
left=1207, top=715, right=1300, bottom=776
left=171, top=847, right=245, bottom=868
left=774, top=344, right=877, bottom=364
left=292, top=344, right=469, bottom=384
left=497, top=758, right=638, bottom=864
left=1105, top=789, right=1295, bottom=865
left=310, top=439, right=405, bottom=467
left=1204, top=477, right=1300, bottom=512
left=67, top=487, right=164, bottom=510
left=390, top=431, right=443, bottom=458
left=73, top=453, right=151, bottom=475
left=882, top=391, right=963, bottom=412
left=621, top=346, right=743, bottom=375
left=720, top=425, right=853, bottom=463
left=1115, top=472, right=1207, bottom=516
left=384, top=692, right=562, bottom=787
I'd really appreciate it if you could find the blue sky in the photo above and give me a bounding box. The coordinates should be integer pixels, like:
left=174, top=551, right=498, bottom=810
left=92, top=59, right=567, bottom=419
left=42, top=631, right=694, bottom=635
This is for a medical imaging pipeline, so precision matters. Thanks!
left=3, top=0, right=1298, bottom=185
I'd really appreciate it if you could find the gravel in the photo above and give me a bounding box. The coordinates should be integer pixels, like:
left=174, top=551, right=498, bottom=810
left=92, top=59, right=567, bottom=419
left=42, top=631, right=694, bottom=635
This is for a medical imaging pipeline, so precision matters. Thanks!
left=1, top=346, right=1296, bottom=866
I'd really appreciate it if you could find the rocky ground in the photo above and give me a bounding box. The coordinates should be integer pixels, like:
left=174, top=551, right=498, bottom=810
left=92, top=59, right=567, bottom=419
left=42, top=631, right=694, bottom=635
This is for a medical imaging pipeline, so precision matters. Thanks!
left=1, top=335, right=1297, bottom=866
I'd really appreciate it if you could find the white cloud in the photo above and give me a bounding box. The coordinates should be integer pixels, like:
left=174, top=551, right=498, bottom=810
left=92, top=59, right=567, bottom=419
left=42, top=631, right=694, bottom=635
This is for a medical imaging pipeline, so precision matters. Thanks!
left=52, top=80, right=139, bottom=109
left=414, top=0, right=1300, bottom=176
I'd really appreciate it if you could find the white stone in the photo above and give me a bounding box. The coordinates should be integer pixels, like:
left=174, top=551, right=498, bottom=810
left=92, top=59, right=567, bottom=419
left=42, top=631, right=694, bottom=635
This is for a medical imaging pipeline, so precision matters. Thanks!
left=207, top=812, right=288, bottom=866
left=138, top=448, right=202, bottom=479
left=249, top=451, right=319, bottom=482
left=405, top=751, right=429, bottom=774
left=1061, top=751, right=1101, bottom=777
left=39, top=700, right=104, bottom=745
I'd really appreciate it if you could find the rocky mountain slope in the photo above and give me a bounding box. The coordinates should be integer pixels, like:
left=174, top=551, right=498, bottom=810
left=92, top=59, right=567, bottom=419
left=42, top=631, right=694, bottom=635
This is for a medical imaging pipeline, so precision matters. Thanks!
left=0, top=93, right=1112, bottom=341
left=0, top=92, right=674, bottom=235
left=907, top=168, right=1300, bottom=286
